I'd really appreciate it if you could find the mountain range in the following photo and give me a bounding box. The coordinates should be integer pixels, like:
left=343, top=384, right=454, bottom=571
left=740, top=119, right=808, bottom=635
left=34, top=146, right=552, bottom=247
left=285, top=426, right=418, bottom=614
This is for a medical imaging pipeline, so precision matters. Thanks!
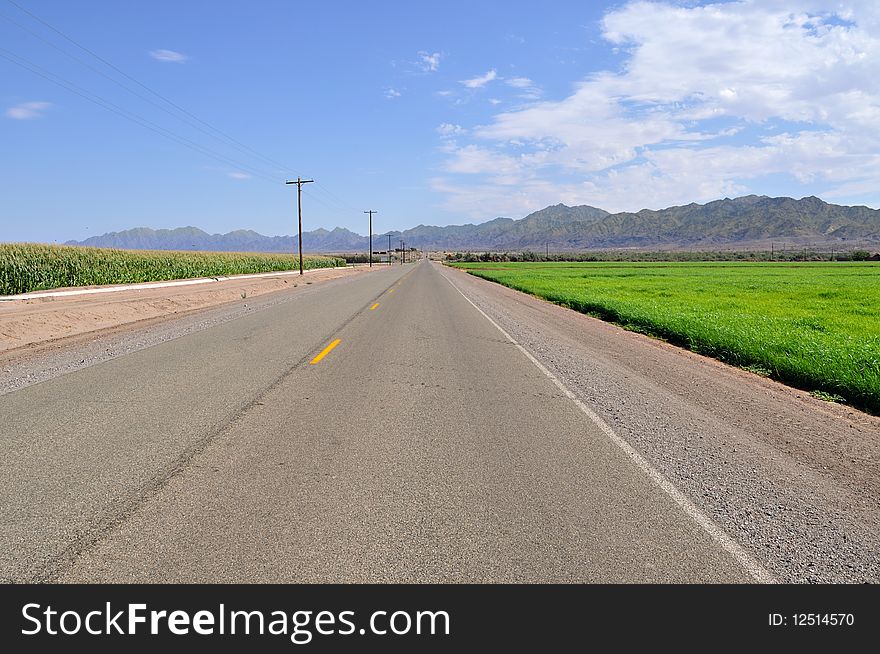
left=65, top=195, right=880, bottom=252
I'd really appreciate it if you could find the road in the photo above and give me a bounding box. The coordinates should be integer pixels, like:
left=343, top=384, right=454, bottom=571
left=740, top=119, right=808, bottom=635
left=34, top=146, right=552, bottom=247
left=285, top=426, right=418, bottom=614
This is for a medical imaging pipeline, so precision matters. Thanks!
left=2, top=260, right=878, bottom=582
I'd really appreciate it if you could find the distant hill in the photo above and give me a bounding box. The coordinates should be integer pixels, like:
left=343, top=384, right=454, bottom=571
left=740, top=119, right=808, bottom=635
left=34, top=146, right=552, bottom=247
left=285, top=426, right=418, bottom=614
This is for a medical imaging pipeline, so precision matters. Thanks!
left=572, top=195, right=880, bottom=249
left=65, top=196, right=880, bottom=252
left=69, top=225, right=368, bottom=252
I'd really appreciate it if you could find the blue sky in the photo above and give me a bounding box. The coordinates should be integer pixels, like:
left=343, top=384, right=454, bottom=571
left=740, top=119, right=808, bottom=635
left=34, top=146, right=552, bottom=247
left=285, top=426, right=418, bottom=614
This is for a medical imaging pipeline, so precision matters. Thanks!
left=3, top=0, right=880, bottom=242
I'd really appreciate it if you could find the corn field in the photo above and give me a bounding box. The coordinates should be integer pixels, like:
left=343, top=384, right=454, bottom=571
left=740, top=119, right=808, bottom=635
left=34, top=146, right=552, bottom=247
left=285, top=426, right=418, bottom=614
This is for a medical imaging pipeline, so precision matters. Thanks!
left=0, top=243, right=346, bottom=295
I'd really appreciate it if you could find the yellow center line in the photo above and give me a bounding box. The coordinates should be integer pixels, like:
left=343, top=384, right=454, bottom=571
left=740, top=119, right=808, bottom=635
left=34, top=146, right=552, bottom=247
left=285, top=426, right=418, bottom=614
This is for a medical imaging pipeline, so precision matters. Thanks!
left=370, top=303, right=380, bottom=311
left=310, top=339, right=341, bottom=365
left=389, top=288, right=395, bottom=294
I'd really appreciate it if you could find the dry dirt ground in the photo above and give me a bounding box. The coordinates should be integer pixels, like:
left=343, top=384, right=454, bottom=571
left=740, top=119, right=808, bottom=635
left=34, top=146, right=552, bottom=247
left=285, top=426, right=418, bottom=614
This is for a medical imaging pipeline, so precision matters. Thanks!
left=0, top=266, right=372, bottom=356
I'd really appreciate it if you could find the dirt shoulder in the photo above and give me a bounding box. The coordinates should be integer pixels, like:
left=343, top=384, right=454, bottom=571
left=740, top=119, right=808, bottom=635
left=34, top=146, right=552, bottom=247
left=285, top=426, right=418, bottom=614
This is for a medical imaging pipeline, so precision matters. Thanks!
left=0, top=266, right=372, bottom=356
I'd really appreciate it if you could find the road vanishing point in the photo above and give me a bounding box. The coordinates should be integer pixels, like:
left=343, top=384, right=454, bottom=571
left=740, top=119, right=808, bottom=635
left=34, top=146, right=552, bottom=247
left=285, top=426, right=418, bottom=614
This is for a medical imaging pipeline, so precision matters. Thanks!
left=2, top=260, right=878, bottom=583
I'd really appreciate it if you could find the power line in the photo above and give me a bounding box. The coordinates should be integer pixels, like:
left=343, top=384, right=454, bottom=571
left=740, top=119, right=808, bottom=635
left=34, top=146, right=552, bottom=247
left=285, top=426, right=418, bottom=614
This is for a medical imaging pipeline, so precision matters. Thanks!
left=303, top=184, right=356, bottom=214
left=1, top=10, right=292, bottom=182
left=314, top=181, right=360, bottom=212
left=0, top=46, right=284, bottom=184
left=4, top=0, right=363, bottom=219
left=5, top=0, right=295, bottom=178
left=6, top=0, right=362, bottom=212
left=301, top=187, right=348, bottom=216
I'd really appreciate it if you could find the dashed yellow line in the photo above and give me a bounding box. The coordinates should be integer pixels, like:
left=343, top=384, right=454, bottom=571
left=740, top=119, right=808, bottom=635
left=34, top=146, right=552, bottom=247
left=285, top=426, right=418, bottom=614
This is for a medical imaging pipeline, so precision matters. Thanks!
left=370, top=303, right=380, bottom=311
left=389, top=288, right=395, bottom=294
left=310, top=339, right=341, bottom=365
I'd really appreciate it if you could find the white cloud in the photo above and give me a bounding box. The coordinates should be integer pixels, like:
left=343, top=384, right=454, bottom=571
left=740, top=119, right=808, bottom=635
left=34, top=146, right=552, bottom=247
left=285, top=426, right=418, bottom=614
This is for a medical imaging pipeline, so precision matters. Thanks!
left=436, top=123, right=465, bottom=137
left=505, top=77, right=533, bottom=89
left=505, top=76, right=542, bottom=99
left=417, top=51, right=441, bottom=72
left=385, top=87, right=401, bottom=99
left=444, top=145, right=525, bottom=175
left=149, top=49, right=187, bottom=63
left=5, top=101, right=50, bottom=120
left=435, top=1, right=880, bottom=217
left=227, top=172, right=251, bottom=180
left=460, top=69, right=498, bottom=89
left=488, top=98, right=502, bottom=105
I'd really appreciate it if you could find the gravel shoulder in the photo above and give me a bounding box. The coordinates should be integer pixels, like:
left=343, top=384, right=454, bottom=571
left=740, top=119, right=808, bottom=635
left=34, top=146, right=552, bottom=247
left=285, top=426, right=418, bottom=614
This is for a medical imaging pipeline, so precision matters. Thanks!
left=439, top=263, right=880, bottom=583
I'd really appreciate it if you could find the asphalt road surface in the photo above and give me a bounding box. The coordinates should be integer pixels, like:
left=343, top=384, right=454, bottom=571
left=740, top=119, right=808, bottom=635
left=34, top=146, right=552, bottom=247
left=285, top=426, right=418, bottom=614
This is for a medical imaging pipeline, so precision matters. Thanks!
left=2, top=260, right=877, bottom=582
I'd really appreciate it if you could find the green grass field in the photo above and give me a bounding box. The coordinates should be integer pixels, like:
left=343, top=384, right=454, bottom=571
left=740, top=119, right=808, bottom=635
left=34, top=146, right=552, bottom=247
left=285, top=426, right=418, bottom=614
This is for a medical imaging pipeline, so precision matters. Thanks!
left=0, top=243, right=346, bottom=296
left=452, top=261, right=880, bottom=414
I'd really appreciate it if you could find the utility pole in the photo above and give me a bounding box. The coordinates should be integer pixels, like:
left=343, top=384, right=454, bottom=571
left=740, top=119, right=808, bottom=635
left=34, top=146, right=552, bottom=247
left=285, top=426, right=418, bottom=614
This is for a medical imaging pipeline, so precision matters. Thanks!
left=388, top=234, right=392, bottom=265
left=285, top=177, right=314, bottom=275
left=546, top=242, right=549, bottom=259
left=364, top=210, right=377, bottom=267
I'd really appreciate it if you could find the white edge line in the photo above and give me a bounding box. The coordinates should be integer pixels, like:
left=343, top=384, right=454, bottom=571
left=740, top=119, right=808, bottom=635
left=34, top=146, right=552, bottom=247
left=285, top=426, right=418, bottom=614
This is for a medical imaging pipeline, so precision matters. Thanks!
left=443, top=269, right=776, bottom=584
left=0, top=266, right=351, bottom=301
